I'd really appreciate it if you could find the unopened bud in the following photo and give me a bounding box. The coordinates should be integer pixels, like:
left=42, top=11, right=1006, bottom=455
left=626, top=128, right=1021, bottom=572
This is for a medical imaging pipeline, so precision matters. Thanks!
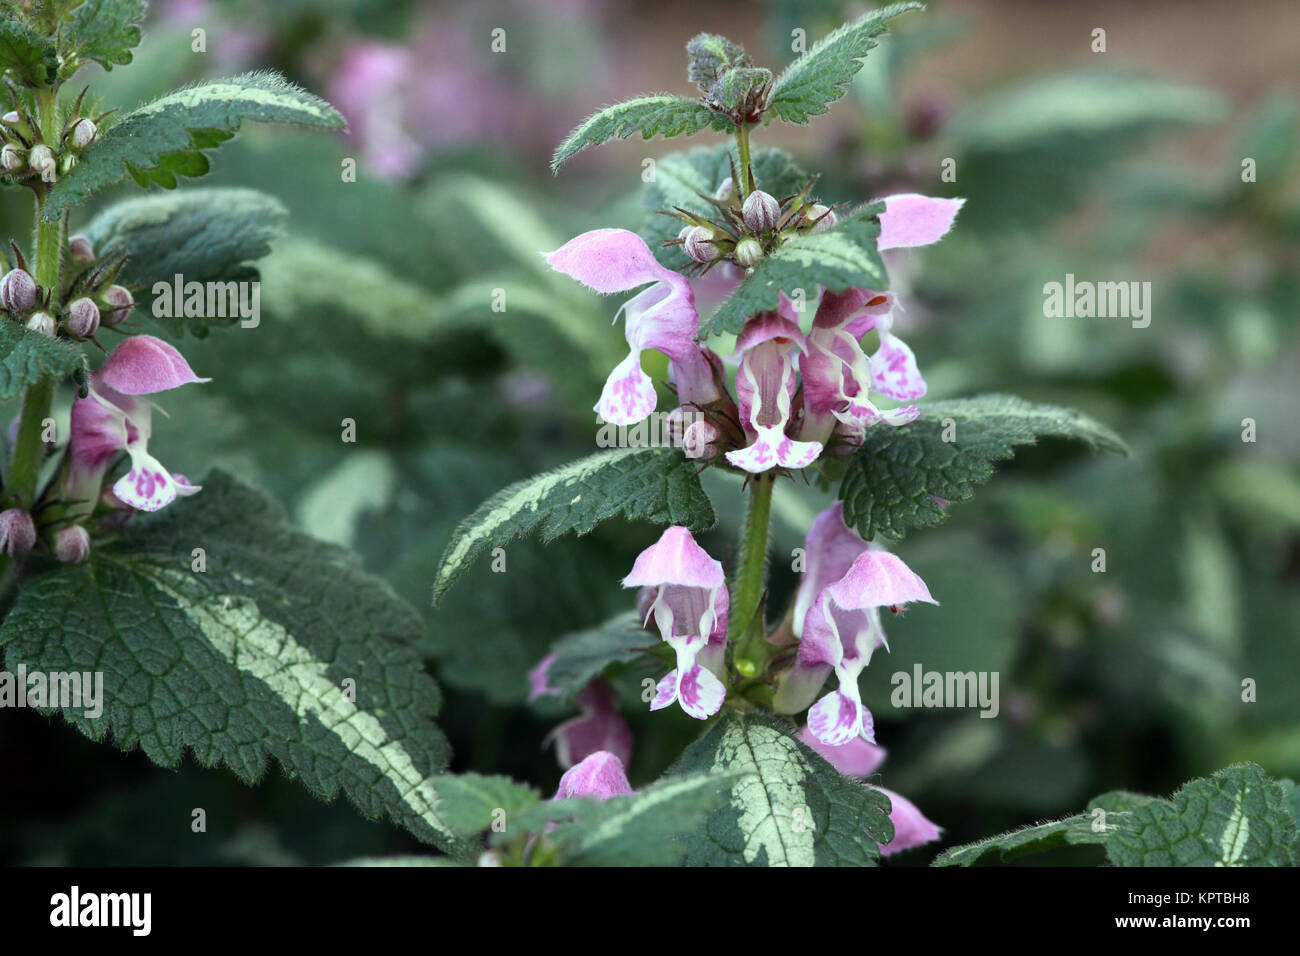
left=0, top=508, right=36, bottom=556
left=1, top=111, right=18, bottom=124
left=0, top=143, right=23, bottom=171
left=682, top=226, right=718, bottom=263
left=26, top=311, right=55, bottom=336
left=101, top=284, right=135, bottom=325
left=682, top=420, right=720, bottom=459
left=71, top=117, right=97, bottom=148
left=52, top=525, right=91, bottom=564
left=713, top=177, right=733, bottom=201
left=66, top=297, right=100, bottom=337
left=734, top=237, right=764, bottom=269
left=0, top=268, right=37, bottom=312
left=742, top=190, right=780, bottom=232
left=28, top=144, right=55, bottom=180
left=68, top=235, right=95, bottom=263
left=806, top=203, right=836, bottom=232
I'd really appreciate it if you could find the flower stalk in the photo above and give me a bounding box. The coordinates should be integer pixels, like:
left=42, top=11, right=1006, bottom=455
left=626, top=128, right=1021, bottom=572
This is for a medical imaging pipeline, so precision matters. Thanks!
left=729, top=472, right=773, bottom=676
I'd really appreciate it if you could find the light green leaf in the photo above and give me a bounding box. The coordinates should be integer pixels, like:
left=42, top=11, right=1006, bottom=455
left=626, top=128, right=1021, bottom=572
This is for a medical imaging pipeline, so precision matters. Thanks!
left=61, top=0, right=147, bottom=74
left=1106, top=763, right=1297, bottom=867
left=0, top=471, right=465, bottom=855
left=0, top=17, right=57, bottom=87
left=85, top=187, right=287, bottom=336
left=542, top=612, right=657, bottom=700
left=0, top=320, right=88, bottom=400
left=429, top=773, right=542, bottom=838
left=528, top=774, right=734, bottom=866
left=668, top=713, right=893, bottom=866
left=839, top=394, right=1127, bottom=539
left=432, top=447, right=716, bottom=605
left=551, top=95, right=731, bottom=172
left=702, top=202, right=887, bottom=337
left=642, top=145, right=810, bottom=271
left=44, top=71, right=345, bottom=219
left=932, top=814, right=1108, bottom=866
left=767, top=2, right=922, bottom=124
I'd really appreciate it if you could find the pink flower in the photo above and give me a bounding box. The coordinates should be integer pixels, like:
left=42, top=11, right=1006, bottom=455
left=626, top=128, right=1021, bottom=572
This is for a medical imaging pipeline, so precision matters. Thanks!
left=798, top=725, right=886, bottom=777
left=553, top=751, right=634, bottom=801
left=875, top=194, right=964, bottom=251
left=623, top=526, right=728, bottom=719
left=64, top=336, right=208, bottom=516
left=545, top=229, right=700, bottom=426
left=776, top=503, right=936, bottom=746
left=725, top=312, right=823, bottom=473
left=544, top=679, right=635, bottom=770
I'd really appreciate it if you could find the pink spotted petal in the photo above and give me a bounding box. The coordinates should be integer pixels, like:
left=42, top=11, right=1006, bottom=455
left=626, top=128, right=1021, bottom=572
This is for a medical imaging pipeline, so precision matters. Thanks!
left=674, top=664, right=726, bottom=719
left=595, top=350, right=658, bottom=425
left=876, top=194, right=965, bottom=251
left=807, top=689, right=874, bottom=746
left=869, top=331, right=927, bottom=401
left=112, top=453, right=181, bottom=512
left=725, top=427, right=822, bottom=474
left=649, top=670, right=680, bottom=711
left=875, top=786, right=942, bottom=855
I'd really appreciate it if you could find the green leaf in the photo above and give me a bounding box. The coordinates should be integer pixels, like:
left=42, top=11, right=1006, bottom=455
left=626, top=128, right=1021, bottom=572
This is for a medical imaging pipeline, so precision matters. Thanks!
left=540, top=774, right=735, bottom=866
left=429, top=773, right=542, bottom=838
left=551, top=95, right=731, bottom=173
left=767, top=2, right=922, bottom=124
left=432, top=447, right=716, bottom=605
left=1106, top=763, right=1297, bottom=867
left=642, top=145, right=810, bottom=272
left=85, top=187, right=287, bottom=336
left=0, top=17, right=58, bottom=87
left=685, top=33, right=751, bottom=91
left=61, top=0, right=147, bottom=74
left=701, top=202, right=887, bottom=337
left=839, top=394, right=1128, bottom=539
left=0, top=471, right=466, bottom=855
left=43, top=71, right=345, bottom=220
left=0, top=320, right=88, bottom=401
left=668, top=713, right=893, bottom=866
left=932, top=814, right=1108, bottom=866
left=542, top=612, right=657, bottom=699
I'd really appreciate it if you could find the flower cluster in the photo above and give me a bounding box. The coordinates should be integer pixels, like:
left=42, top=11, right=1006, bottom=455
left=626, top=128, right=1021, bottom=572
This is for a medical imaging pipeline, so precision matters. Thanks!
left=1, top=90, right=108, bottom=185
left=1, top=235, right=135, bottom=341
left=545, top=191, right=962, bottom=473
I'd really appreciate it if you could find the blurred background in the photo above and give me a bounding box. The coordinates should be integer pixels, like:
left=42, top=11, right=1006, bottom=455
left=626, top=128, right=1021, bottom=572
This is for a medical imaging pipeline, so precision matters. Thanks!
left=1, top=0, right=1297, bottom=865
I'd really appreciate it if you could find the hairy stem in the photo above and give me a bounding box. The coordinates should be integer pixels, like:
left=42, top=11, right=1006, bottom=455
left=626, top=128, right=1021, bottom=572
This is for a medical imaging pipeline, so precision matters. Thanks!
left=735, top=121, right=753, bottom=195
left=729, top=473, right=774, bottom=675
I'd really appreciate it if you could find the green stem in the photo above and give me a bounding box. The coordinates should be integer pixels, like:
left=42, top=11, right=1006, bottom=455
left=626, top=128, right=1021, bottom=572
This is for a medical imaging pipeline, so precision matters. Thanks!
left=7, top=89, right=63, bottom=511
left=735, top=121, right=753, bottom=195
left=729, top=474, right=774, bottom=676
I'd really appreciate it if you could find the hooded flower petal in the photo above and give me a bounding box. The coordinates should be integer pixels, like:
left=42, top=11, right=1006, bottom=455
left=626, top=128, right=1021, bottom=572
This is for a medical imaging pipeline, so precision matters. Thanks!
left=553, top=750, right=634, bottom=801
left=875, top=194, right=965, bottom=251
left=726, top=313, right=822, bottom=473
left=546, top=680, right=634, bottom=770
left=623, top=526, right=729, bottom=719
left=875, top=786, right=942, bottom=855
left=93, top=334, right=211, bottom=395
left=798, top=725, right=887, bottom=777
left=547, top=229, right=700, bottom=426
left=792, top=501, right=870, bottom=636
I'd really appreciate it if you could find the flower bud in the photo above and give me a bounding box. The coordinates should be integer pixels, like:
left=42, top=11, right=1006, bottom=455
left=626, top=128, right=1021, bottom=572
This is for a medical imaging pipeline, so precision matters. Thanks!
left=28, top=144, right=56, bottom=180
left=734, top=237, right=764, bottom=269
left=0, top=268, right=37, bottom=312
left=806, top=203, right=836, bottom=232
left=0, top=508, right=36, bottom=556
left=68, top=234, right=95, bottom=263
left=71, top=118, right=97, bottom=148
left=713, top=176, right=733, bottom=201
left=26, top=311, right=55, bottom=335
left=100, top=284, right=135, bottom=325
left=0, top=143, right=23, bottom=171
left=52, top=525, right=91, bottom=564
left=66, top=297, right=100, bottom=338
left=742, top=189, right=780, bottom=232
left=682, top=226, right=718, bottom=263
left=1, top=111, right=17, bottom=124
left=682, top=419, right=720, bottom=459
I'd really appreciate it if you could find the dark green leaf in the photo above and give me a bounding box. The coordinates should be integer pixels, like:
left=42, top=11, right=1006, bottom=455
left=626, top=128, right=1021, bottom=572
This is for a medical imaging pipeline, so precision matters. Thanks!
left=551, top=95, right=731, bottom=173
left=543, top=612, right=657, bottom=699
left=61, top=0, right=147, bottom=74
left=0, top=320, right=88, bottom=401
left=0, top=17, right=57, bottom=87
